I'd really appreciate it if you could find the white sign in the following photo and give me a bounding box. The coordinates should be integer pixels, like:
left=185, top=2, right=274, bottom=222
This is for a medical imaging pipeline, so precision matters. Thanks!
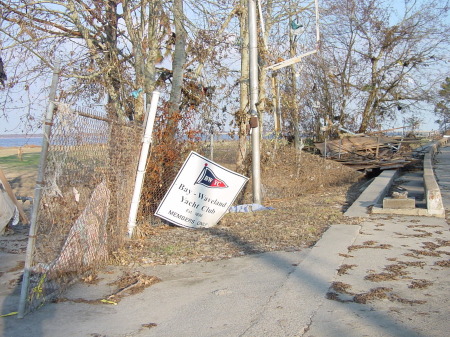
left=155, top=151, right=248, bottom=228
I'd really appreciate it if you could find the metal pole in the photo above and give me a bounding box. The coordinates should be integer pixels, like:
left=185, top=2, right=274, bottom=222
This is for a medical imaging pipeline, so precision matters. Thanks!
left=127, top=91, right=160, bottom=237
left=18, top=60, right=60, bottom=318
left=248, top=0, right=262, bottom=204
left=210, top=130, right=214, bottom=160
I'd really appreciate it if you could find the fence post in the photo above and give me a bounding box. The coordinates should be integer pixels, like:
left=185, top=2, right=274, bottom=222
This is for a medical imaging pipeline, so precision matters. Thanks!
left=127, top=91, right=160, bottom=237
left=18, top=60, right=60, bottom=318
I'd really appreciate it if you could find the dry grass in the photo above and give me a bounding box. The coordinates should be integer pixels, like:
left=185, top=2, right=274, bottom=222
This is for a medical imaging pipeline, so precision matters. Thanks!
left=115, top=145, right=364, bottom=266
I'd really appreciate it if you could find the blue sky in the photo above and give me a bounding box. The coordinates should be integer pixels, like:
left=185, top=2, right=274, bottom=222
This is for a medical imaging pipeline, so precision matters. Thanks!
left=0, top=0, right=446, bottom=135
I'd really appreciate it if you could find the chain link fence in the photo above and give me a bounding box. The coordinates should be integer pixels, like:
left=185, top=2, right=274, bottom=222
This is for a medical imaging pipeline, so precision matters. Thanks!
left=21, top=103, right=142, bottom=314
left=20, top=100, right=252, bottom=314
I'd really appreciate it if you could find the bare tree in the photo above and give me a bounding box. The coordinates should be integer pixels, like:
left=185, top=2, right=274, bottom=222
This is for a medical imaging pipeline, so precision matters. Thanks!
left=435, top=77, right=450, bottom=132
left=0, top=0, right=175, bottom=121
left=316, top=0, right=450, bottom=133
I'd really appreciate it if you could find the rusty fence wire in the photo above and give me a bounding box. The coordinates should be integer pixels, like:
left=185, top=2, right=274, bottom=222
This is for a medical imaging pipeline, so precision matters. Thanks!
left=21, top=103, right=142, bottom=314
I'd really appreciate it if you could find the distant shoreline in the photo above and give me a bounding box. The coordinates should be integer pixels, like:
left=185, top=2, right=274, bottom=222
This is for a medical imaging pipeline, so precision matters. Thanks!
left=0, top=134, right=42, bottom=139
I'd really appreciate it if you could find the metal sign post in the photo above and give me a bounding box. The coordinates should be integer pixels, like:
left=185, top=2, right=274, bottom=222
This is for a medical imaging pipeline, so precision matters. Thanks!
left=248, top=0, right=262, bottom=204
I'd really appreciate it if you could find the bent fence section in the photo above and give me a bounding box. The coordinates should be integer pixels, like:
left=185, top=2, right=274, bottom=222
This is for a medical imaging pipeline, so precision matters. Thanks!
left=18, top=103, right=142, bottom=316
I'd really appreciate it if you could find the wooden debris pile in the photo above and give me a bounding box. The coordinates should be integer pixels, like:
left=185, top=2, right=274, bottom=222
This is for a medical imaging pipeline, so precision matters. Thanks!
left=315, top=134, right=428, bottom=171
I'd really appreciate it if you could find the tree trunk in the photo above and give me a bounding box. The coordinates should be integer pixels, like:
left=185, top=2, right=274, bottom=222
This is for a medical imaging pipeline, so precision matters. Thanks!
left=144, top=1, right=160, bottom=111
left=236, top=1, right=249, bottom=174
left=168, top=0, right=186, bottom=128
left=358, top=57, right=380, bottom=133
left=288, top=14, right=301, bottom=150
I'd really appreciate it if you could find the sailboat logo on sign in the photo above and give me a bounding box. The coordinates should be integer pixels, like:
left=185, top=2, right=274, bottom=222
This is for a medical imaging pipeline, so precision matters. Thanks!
left=195, top=164, right=228, bottom=188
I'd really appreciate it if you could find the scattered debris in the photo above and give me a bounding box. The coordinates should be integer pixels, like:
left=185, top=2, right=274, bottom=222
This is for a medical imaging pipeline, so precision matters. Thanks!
left=56, top=271, right=160, bottom=305
left=337, top=264, right=357, bottom=275
left=228, top=204, right=274, bottom=213
left=330, top=281, right=353, bottom=294
left=434, top=260, right=450, bottom=267
left=397, top=260, right=426, bottom=268
left=365, top=264, right=409, bottom=282
left=408, top=249, right=441, bottom=257
left=348, top=243, right=392, bottom=251
left=314, top=134, right=428, bottom=171
left=81, top=274, right=101, bottom=285
left=353, top=287, right=393, bottom=304
left=388, top=294, right=427, bottom=305
left=107, top=271, right=161, bottom=302
left=338, top=253, right=354, bottom=258
left=408, top=279, right=433, bottom=289
left=365, top=272, right=400, bottom=282
left=395, top=231, right=432, bottom=238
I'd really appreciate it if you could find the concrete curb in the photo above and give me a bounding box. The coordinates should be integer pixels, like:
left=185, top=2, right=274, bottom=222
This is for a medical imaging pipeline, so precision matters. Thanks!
left=344, top=170, right=398, bottom=218
left=352, top=137, right=448, bottom=218
left=423, top=138, right=448, bottom=217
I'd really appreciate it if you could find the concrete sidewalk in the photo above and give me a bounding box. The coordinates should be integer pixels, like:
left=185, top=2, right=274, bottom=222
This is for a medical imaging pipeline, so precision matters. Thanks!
left=304, top=144, right=450, bottom=337
left=1, top=146, right=449, bottom=337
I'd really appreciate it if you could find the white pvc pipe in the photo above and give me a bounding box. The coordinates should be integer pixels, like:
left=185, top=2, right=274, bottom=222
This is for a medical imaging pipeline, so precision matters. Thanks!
left=257, top=0, right=268, bottom=50
left=127, top=91, right=160, bottom=237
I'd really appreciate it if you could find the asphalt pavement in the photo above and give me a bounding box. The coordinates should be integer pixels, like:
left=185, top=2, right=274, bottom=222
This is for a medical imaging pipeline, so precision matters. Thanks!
left=1, top=145, right=449, bottom=337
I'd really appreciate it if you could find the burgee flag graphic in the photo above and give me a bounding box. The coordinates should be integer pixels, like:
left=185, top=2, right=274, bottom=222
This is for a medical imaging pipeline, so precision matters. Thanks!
left=195, top=164, right=228, bottom=188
